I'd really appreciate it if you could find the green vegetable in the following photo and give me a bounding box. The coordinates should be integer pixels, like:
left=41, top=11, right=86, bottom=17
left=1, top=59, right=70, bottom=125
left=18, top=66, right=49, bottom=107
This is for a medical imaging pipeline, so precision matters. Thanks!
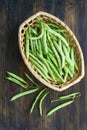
left=7, top=71, right=27, bottom=85
left=47, top=59, right=65, bottom=83
left=45, top=24, right=69, bottom=47
left=37, top=54, right=57, bottom=82
left=39, top=91, right=49, bottom=116
left=29, top=57, right=48, bottom=80
left=6, top=77, right=27, bottom=89
left=25, top=18, right=78, bottom=84
left=30, top=88, right=47, bottom=114
left=27, top=22, right=44, bottom=40
left=6, top=71, right=81, bottom=117
left=25, top=29, right=29, bottom=58
left=54, top=39, right=65, bottom=68
left=25, top=73, right=38, bottom=86
left=47, top=34, right=61, bottom=70
left=47, top=100, right=74, bottom=116
left=29, top=53, right=48, bottom=73
left=10, top=87, right=39, bottom=101
left=51, top=92, right=81, bottom=103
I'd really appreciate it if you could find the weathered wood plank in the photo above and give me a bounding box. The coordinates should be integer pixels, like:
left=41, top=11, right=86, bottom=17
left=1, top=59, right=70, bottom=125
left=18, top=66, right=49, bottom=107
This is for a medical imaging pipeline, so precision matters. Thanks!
left=0, top=0, right=87, bottom=130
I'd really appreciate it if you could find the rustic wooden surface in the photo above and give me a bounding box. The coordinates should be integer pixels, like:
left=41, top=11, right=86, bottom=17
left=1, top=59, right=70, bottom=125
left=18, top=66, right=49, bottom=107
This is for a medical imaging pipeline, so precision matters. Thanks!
left=0, top=0, right=87, bottom=130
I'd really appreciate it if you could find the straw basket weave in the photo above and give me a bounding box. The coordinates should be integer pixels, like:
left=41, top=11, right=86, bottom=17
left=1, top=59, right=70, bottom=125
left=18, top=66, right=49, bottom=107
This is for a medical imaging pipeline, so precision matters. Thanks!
left=18, top=11, right=85, bottom=92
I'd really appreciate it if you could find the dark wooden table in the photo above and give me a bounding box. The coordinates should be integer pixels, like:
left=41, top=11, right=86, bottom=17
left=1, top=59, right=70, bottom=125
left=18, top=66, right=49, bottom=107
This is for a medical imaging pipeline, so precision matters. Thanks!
left=0, top=0, right=87, bottom=130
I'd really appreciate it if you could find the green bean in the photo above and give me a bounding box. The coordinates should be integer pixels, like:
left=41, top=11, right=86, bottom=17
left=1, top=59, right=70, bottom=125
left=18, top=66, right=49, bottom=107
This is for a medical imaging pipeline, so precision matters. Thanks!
left=37, top=54, right=56, bottom=82
left=54, top=40, right=65, bottom=68
left=7, top=72, right=27, bottom=85
left=68, top=65, right=75, bottom=75
left=39, top=91, right=49, bottom=116
left=47, top=59, right=65, bottom=83
left=25, top=29, right=29, bottom=58
left=47, top=99, right=74, bottom=116
left=70, top=47, right=78, bottom=71
left=62, top=44, right=70, bottom=58
left=6, top=77, right=27, bottom=89
left=29, top=57, right=48, bottom=79
left=48, top=47, right=53, bottom=54
left=27, top=22, right=44, bottom=40
left=29, top=27, right=33, bottom=52
left=51, top=92, right=81, bottom=103
left=56, top=29, right=66, bottom=33
left=64, top=73, right=68, bottom=82
left=32, top=40, right=36, bottom=55
left=47, top=34, right=61, bottom=71
left=29, top=53, right=48, bottom=73
left=48, top=53, right=58, bottom=68
left=10, top=87, right=39, bottom=101
left=63, top=66, right=73, bottom=78
left=47, top=23, right=61, bottom=30
left=65, top=57, right=74, bottom=74
left=37, top=39, right=43, bottom=56
left=24, top=73, right=38, bottom=86
left=62, top=45, right=74, bottom=71
left=30, top=88, right=47, bottom=114
left=37, top=53, right=48, bottom=67
left=74, top=57, right=78, bottom=71
left=45, top=23, right=69, bottom=47
left=47, top=23, right=66, bottom=33
left=35, top=39, right=38, bottom=51
left=34, top=66, right=49, bottom=81
left=49, top=33, right=57, bottom=41
left=43, top=29, right=48, bottom=54
left=31, top=28, right=37, bottom=36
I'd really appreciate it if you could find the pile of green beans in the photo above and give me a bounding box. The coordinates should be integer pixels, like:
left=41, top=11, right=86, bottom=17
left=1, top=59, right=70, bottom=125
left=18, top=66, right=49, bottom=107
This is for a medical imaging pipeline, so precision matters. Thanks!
left=47, top=92, right=81, bottom=116
left=6, top=72, right=81, bottom=117
left=25, top=18, right=78, bottom=84
left=6, top=72, right=49, bottom=116
left=6, top=72, right=28, bottom=89
left=30, top=88, right=49, bottom=116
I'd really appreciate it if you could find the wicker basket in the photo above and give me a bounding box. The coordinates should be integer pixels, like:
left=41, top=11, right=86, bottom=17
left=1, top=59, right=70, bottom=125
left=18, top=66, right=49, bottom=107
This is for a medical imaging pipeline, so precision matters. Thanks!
left=18, top=11, right=85, bottom=92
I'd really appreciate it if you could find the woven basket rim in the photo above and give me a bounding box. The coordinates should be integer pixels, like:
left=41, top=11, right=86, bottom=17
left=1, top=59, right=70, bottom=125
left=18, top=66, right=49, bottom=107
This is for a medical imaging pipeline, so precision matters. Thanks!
left=18, top=11, right=85, bottom=92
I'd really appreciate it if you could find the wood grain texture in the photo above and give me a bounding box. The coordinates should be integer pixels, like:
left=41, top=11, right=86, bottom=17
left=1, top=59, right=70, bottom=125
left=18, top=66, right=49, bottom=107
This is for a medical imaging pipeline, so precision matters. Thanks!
left=0, top=0, right=87, bottom=130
